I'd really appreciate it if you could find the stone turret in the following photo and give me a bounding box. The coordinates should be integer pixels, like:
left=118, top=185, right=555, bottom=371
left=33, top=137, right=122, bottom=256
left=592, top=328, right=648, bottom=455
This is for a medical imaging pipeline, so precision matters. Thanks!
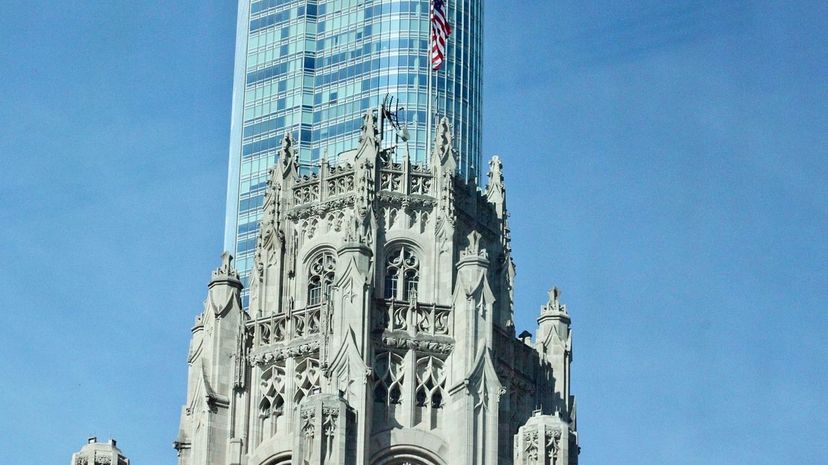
left=175, top=113, right=579, bottom=465
left=71, top=437, right=129, bottom=465
left=536, top=287, right=574, bottom=419
left=175, top=253, right=247, bottom=465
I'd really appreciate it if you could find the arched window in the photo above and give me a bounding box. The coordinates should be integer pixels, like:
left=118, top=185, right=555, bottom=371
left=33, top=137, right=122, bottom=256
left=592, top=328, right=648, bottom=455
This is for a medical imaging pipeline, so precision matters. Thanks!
left=259, top=365, right=286, bottom=418
left=307, top=252, right=336, bottom=306
left=258, top=363, right=287, bottom=442
left=373, top=351, right=405, bottom=405
left=384, top=247, right=419, bottom=301
left=294, top=357, right=321, bottom=405
left=415, top=356, right=446, bottom=409
left=414, top=355, right=446, bottom=429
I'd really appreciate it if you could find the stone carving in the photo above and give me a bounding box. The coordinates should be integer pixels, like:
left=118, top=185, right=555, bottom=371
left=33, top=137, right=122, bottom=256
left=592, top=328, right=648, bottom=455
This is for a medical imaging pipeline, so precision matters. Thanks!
left=249, top=339, right=321, bottom=366
left=378, top=300, right=452, bottom=337
left=295, top=183, right=321, bottom=205
left=288, top=196, right=356, bottom=221
left=278, top=132, right=297, bottom=176
left=410, top=175, right=432, bottom=195
left=541, top=287, right=567, bottom=315
left=415, top=355, right=446, bottom=408
left=170, top=127, right=580, bottom=465
left=301, top=408, right=316, bottom=462
left=259, top=364, right=286, bottom=419
left=461, top=230, right=488, bottom=258
left=327, top=174, right=355, bottom=197
left=380, top=336, right=454, bottom=355
left=211, top=251, right=240, bottom=281
left=359, top=112, right=378, bottom=146
left=322, top=406, right=338, bottom=435
left=524, top=430, right=539, bottom=464
left=326, top=211, right=346, bottom=232
left=380, top=171, right=402, bottom=192
left=546, top=429, right=563, bottom=465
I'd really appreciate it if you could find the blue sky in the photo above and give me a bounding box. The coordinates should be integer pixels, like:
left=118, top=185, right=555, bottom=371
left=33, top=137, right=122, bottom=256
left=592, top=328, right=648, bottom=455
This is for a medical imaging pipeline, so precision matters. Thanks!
left=1, top=1, right=826, bottom=464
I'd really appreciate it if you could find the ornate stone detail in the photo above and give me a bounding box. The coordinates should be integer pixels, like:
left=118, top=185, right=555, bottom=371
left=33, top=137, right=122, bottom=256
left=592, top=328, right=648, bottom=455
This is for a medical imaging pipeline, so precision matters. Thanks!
left=359, top=112, right=378, bottom=146
left=300, top=408, right=316, bottom=461
left=211, top=252, right=240, bottom=281
left=542, top=287, right=568, bottom=315
left=278, top=132, right=297, bottom=176
left=376, top=300, right=452, bottom=336
left=249, top=339, right=321, bottom=366
left=461, top=230, right=488, bottom=259
left=524, top=430, right=539, bottom=464
left=380, top=336, right=454, bottom=355
left=410, top=174, right=432, bottom=195
left=258, top=364, right=286, bottom=419
left=324, top=211, right=345, bottom=232
left=327, top=173, right=355, bottom=197
left=376, top=192, right=436, bottom=209
left=546, top=429, right=563, bottom=465
left=380, top=171, right=402, bottom=192
left=294, top=183, right=321, bottom=205
left=288, top=196, right=356, bottom=221
left=322, top=406, right=339, bottom=436
left=171, top=113, right=581, bottom=465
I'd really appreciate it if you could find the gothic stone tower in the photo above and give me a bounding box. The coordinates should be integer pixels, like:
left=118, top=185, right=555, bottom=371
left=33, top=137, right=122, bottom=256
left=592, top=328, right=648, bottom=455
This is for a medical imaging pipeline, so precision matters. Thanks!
left=174, top=114, right=579, bottom=465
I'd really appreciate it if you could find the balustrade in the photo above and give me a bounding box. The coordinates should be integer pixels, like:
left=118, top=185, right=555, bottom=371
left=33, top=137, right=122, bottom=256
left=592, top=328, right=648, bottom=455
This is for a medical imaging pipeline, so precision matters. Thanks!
left=250, top=305, right=323, bottom=346
left=376, top=300, right=451, bottom=337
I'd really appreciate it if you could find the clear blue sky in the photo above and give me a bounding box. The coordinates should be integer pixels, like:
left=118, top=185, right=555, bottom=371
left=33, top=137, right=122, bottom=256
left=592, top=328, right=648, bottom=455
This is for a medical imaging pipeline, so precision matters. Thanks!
left=1, top=1, right=825, bottom=464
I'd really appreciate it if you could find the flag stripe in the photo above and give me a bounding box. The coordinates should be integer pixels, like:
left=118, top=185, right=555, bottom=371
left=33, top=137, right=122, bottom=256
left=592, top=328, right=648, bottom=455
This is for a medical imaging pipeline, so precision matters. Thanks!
left=430, top=0, right=452, bottom=71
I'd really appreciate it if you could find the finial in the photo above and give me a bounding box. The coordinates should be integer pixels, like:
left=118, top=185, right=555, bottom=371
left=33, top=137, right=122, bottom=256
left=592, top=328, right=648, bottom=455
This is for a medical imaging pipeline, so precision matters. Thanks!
left=280, top=131, right=292, bottom=154
left=461, top=230, right=487, bottom=259
left=541, top=286, right=567, bottom=315
left=431, top=117, right=456, bottom=173
left=488, top=156, right=504, bottom=185
left=489, top=155, right=502, bottom=174
left=359, top=112, right=378, bottom=145
left=212, top=252, right=240, bottom=281
left=278, top=132, right=296, bottom=174
left=549, top=287, right=560, bottom=304
left=486, top=155, right=506, bottom=206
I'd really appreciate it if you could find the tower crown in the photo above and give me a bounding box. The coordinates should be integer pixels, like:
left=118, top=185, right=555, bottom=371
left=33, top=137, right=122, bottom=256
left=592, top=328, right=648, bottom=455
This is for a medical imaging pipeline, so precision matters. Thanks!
left=176, top=115, right=578, bottom=465
left=71, top=437, right=129, bottom=465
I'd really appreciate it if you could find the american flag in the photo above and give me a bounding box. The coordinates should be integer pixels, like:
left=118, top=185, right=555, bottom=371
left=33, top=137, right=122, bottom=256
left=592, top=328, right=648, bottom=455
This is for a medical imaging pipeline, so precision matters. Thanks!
left=430, top=0, right=452, bottom=71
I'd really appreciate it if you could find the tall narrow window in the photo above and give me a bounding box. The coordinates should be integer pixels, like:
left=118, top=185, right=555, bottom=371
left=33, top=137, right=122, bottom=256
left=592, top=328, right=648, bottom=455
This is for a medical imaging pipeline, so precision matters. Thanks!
left=415, top=356, right=446, bottom=409
left=258, top=363, right=287, bottom=442
left=385, top=247, right=419, bottom=301
left=373, top=351, right=405, bottom=405
left=294, top=357, right=321, bottom=405
left=414, top=355, right=447, bottom=428
left=307, top=252, right=336, bottom=306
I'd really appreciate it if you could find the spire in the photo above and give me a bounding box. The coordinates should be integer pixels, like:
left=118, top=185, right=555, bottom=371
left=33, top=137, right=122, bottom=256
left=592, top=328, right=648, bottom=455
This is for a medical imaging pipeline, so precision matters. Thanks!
left=359, top=111, right=378, bottom=147
left=461, top=230, right=488, bottom=259
left=486, top=156, right=506, bottom=213
left=541, top=287, right=568, bottom=316
left=211, top=252, right=241, bottom=287
left=277, top=132, right=297, bottom=179
left=431, top=116, right=456, bottom=174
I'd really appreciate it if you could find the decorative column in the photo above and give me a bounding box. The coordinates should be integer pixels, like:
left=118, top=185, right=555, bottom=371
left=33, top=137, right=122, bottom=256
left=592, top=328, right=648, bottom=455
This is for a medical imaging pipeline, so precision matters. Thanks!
left=514, top=411, right=577, bottom=465
left=292, top=394, right=356, bottom=465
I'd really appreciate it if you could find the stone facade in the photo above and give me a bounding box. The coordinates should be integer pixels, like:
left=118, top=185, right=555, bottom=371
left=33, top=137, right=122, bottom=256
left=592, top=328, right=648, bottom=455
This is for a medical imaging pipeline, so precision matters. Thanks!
left=173, top=114, right=579, bottom=465
left=71, top=437, right=130, bottom=465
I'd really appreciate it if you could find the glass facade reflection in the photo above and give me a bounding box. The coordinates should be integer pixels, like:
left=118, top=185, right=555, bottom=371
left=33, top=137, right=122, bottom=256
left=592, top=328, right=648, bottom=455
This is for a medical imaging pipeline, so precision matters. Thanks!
left=224, top=0, right=482, bottom=304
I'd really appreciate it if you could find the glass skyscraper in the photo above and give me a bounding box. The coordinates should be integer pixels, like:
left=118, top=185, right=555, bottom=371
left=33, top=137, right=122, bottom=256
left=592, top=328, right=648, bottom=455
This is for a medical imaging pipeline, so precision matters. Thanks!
left=224, top=0, right=483, bottom=301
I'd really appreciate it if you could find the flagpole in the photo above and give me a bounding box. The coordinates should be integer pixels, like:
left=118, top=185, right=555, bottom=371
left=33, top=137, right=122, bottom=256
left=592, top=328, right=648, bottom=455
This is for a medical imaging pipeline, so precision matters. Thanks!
left=426, top=1, right=434, bottom=167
